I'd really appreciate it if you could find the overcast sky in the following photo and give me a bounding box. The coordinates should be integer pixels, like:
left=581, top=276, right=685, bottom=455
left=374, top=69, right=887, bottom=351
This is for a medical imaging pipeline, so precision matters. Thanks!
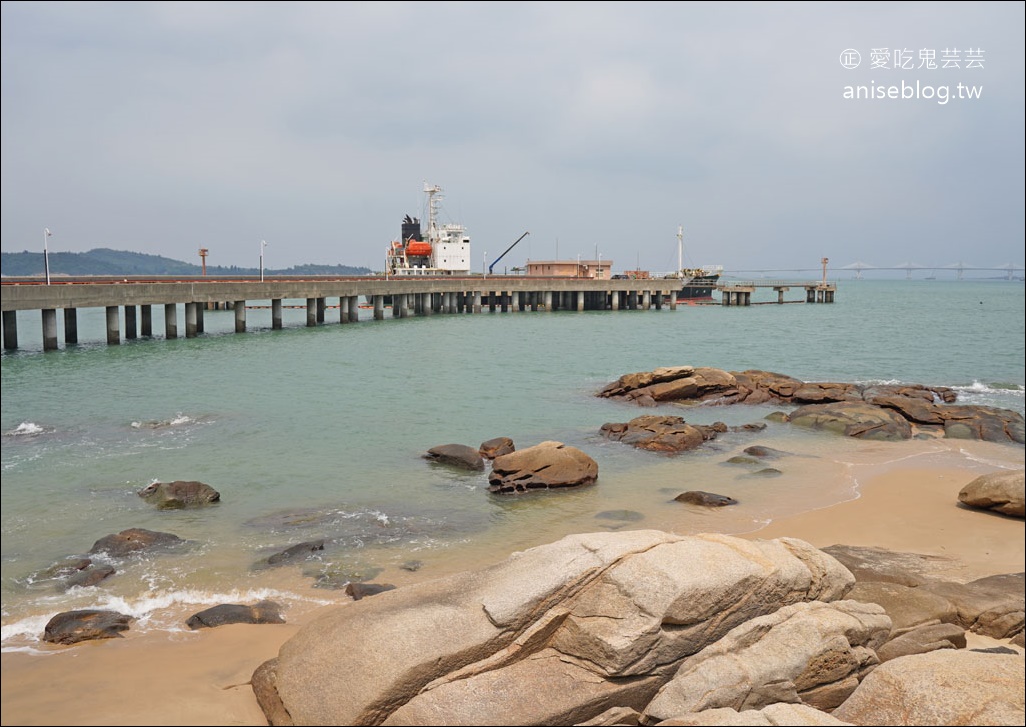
left=2, top=1, right=1023, bottom=275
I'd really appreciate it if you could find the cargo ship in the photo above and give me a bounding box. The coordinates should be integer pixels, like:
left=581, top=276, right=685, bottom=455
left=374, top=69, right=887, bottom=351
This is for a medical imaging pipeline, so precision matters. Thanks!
left=385, top=183, right=471, bottom=276
left=670, top=225, right=722, bottom=301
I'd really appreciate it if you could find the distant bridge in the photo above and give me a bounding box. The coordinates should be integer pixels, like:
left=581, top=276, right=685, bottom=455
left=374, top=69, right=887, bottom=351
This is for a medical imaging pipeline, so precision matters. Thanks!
left=723, top=262, right=1024, bottom=280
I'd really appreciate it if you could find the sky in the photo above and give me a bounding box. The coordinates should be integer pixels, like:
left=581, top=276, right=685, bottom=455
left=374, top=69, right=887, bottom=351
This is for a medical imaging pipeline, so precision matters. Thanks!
left=2, top=1, right=1024, bottom=276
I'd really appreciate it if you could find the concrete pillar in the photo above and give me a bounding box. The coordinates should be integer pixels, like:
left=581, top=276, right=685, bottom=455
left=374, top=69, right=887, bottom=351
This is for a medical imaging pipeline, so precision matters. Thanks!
left=42, top=309, right=58, bottom=351
left=669, top=291, right=677, bottom=310
left=374, top=295, right=385, bottom=320
left=423, top=292, right=433, bottom=316
left=165, top=304, right=178, bottom=339
left=106, top=305, right=121, bottom=345
left=349, top=296, right=360, bottom=322
left=140, top=305, right=152, bottom=336
left=64, top=308, right=79, bottom=344
left=3, top=310, right=18, bottom=350
left=488, top=292, right=497, bottom=313
left=611, top=291, right=619, bottom=310
left=234, top=301, right=246, bottom=332
left=272, top=299, right=283, bottom=329
left=316, top=297, right=326, bottom=323
left=473, top=291, right=482, bottom=314
left=185, top=302, right=198, bottom=337
left=125, top=305, right=137, bottom=339
left=576, top=290, right=584, bottom=312
left=543, top=291, right=552, bottom=311
left=340, top=296, right=350, bottom=323
left=307, top=298, right=318, bottom=326
left=642, top=290, right=651, bottom=310
left=195, top=304, right=204, bottom=333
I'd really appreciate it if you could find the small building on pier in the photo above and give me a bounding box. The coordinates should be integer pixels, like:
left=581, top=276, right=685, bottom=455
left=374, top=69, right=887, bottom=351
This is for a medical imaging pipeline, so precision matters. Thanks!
left=525, top=259, right=612, bottom=280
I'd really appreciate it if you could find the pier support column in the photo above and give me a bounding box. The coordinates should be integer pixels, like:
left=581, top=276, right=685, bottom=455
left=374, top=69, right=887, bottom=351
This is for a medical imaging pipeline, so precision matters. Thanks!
left=611, top=291, right=619, bottom=310
left=165, top=304, right=178, bottom=339
left=185, top=303, right=198, bottom=337
left=374, top=295, right=385, bottom=320
left=106, top=305, right=121, bottom=345
left=42, top=309, right=58, bottom=351
left=125, top=305, right=137, bottom=340
left=234, top=301, right=246, bottom=332
left=422, top=292, right=433, bottom=316
left=510, top=291, right=519, bottom=312
left=543, top=291, right=552, bottom=311
left=473, top=291, right=482, bottom=314
left=316, top=298, right=326, bottom=323
left=488, top=292, right=497, bottom=313
left=272, top=299, right=283, bottom=329
left=140, top=305, right=152, bottom=336
left=307, top=298, right=318, bottom=326
left=64, top=308, right=79, bottom=344
left=340, top=296, right=350, bottom=323
left=806, top=288, right=815, bottom=303
left=576, top=290, right=585, bottom=312
left=642, top=291, right=651, bottom=310
left=195, top=304, right=204, bottom=333
left=1, top=309, right=16, bottom=348
left=669, top=291, right=677, bottom=310
left=348, top=296, right=360, bottom=322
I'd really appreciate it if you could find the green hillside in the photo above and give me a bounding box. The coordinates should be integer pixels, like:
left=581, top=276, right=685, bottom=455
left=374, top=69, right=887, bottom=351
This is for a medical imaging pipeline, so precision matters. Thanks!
left=0, top=248, right=373, bottom=277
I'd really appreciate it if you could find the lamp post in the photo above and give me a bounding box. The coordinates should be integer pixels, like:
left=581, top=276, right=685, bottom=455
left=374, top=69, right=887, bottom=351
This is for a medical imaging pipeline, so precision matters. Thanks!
left=260, top=240, right=268, bottom=282
left=43, top=228, right=52, bottom=285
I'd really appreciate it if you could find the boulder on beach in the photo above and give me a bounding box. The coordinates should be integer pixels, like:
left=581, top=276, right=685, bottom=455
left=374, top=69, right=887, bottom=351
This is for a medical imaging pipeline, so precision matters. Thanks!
left=88, top=528, right=185, bottom=557
left=43, top=609, right=134, bottom=645
left=599, top=414, right=726, bottom=453
left=958, top=470, right=1025, bottom=518
left=487, top=440, right=597, bottom=493
left=186, top=600, right=286, bottom=629
left=424, top=443, right=485, bottom=471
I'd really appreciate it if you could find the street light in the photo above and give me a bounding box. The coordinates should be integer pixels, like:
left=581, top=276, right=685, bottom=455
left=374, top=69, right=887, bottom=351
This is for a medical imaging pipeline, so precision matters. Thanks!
left=43, top=228, right=52, bottom=285
left=260, top=240, right=268, bottom=282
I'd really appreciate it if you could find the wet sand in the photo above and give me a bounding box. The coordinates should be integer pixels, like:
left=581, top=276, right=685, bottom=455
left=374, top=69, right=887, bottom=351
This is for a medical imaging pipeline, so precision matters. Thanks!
left=2, top=457, right=1023, bottom=726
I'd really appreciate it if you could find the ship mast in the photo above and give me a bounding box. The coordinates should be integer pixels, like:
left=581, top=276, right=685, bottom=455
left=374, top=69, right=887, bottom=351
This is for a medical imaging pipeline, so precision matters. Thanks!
left=677, top=225, right=684, bottom=277
left=424, top=182, right=443, bottom=242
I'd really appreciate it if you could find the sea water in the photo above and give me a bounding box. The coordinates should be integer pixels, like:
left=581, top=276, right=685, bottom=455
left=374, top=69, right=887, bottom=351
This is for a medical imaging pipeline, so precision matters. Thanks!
left=2, top=279, right=1023, bottom=650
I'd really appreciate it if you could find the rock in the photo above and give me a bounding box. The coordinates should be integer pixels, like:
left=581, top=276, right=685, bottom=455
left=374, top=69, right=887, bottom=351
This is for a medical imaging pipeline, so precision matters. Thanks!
left=345, top=582, right=397, bottom=600
left=832, top=650, right=1025, bottom=726
left=263, top=540, right=325, bottom=566
left=742, top=445, right=792, bottom=460
left=61, top=564, right=116, bottom=591
left=599, top=415, right=724, bottom=453
left=479, top=437, right=515, bottom=459
left=787, top=402, right=913, bottom=441
left=488, top=441, right=597, bottom=493
left=845, top=581, right=959, bottom=634
left=256, top=531, right=853, bottom=726
left=918, top=572, right=1025, bottom=640
left=88, top=528, right=185, bottom=557
left=874, top=621, right=966, bottom=663
left=137, top=479, right=220, bottom=509
left=186, top=600, right=286, bottom=629
left=820, top=544, right=952, bottom=587
left=653, top=703, right=854, bottom=725
left=43, top=609, right=134, bottom=645
left=424, top=444, right=485, bottom=471
left=958, top=470, right=1025, bottom=517
left=641, top=600, right=890, bottom=720
left=674, top=491, right=738, bottom=507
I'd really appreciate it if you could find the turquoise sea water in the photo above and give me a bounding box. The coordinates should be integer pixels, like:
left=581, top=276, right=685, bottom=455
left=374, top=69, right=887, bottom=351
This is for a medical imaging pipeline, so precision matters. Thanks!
left=2, top=279, right=1023, bottom=650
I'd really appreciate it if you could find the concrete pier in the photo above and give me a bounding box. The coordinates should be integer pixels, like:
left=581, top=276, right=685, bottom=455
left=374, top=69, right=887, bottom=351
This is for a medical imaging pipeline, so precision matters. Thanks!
left=1, top=275, right=837, bottom=351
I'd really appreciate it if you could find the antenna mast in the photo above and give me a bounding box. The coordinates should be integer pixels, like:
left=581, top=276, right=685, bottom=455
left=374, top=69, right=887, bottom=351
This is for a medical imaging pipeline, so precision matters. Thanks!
left=677, top=225, right=684, bottom=276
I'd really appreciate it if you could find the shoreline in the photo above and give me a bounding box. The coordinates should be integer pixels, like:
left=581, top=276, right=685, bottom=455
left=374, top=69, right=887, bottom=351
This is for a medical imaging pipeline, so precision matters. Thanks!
left=1, top=450, right=1023, bottom=726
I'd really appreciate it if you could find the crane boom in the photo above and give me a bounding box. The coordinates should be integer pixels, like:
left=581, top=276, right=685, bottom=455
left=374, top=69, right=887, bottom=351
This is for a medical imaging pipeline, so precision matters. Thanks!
left=488, top=231, right=530, bottom=274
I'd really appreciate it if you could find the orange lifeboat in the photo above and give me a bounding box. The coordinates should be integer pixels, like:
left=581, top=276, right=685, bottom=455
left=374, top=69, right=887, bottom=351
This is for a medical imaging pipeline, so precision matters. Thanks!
left=405, top=241, right=432, bottom=257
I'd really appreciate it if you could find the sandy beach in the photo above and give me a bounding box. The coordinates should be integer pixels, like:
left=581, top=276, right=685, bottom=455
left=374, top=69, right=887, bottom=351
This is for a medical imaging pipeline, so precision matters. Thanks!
left=2, top=456, right=1023, bottom=727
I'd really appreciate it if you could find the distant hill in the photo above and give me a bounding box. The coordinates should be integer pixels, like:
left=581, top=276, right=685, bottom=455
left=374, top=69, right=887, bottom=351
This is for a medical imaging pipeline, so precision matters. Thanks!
left=0, top=248, right=373, bottom=277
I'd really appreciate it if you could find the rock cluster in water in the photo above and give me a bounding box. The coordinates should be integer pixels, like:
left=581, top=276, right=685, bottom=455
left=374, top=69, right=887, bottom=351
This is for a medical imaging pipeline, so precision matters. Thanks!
left=598, top=365, right=1025, bottom=443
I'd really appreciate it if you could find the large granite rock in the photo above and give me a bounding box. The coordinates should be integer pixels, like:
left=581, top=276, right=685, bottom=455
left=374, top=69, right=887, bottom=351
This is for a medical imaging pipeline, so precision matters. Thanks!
left=186, top=600, right=286, bottom=629
left=641, top=600, right=890, bottom=720
left=423, top=444, right=485, bottom=471
left=786, top=402, right=913, bottom=441
left=487, top=440, right=597, bottom=493
left=831, top=650, right=1025, bottom=725
left=254, top=531, right=854, bottom=726
left=958, top=470, right=1025, bottom=518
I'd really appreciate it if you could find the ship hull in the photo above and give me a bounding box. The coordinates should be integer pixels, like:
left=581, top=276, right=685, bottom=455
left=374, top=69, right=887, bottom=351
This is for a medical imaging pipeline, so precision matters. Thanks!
left=677, top=274, right=720, bottom=301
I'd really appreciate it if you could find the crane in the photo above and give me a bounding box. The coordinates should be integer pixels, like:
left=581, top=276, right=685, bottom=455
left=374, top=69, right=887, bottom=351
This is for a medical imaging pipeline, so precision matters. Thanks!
left=488, top=232, right=530, bottom=275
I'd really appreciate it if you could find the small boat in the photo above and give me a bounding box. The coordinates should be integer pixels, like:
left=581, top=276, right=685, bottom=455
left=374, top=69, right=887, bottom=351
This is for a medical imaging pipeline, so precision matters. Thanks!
left=385, top=183, right=471, bottom=276
left=667, top=226, right=722, bottom=301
